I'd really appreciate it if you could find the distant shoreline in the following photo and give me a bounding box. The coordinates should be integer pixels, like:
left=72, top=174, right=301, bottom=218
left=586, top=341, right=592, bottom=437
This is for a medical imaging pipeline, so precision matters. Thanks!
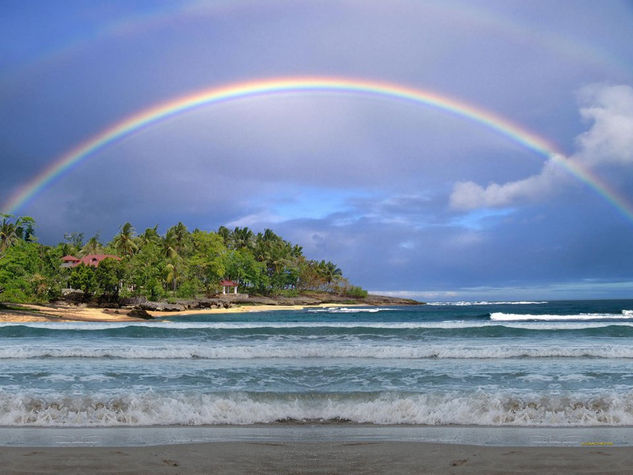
left=0, top=293, right=421, bottom=323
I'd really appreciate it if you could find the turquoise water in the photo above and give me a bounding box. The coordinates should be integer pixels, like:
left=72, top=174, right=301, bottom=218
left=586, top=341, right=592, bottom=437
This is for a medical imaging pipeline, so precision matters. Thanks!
left=1, top=300, right=633, bottom=426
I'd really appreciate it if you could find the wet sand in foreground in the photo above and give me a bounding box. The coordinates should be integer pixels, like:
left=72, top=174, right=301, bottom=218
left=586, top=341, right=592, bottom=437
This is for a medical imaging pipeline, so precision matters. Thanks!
left=0, top=442, right=630, bottom=474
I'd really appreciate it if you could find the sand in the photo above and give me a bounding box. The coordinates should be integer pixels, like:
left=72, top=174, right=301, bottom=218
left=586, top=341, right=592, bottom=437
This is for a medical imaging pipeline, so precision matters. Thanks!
left=0, top=441, right=630, bottom=474
left=0, top=304, right=137, bottom=323
left=0, top=302, right=352, bottom=323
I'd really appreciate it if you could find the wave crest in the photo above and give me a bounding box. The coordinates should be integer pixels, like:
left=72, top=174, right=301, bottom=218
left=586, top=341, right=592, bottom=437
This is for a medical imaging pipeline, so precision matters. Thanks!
left=491, top=310, right=633, bottom=321
left=1, top=391, right=632, bottom=426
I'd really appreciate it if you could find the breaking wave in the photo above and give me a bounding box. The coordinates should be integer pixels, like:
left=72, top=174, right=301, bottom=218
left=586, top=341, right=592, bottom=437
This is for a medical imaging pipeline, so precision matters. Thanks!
left=1, top=391, right=632, bottom=426
left=491, top=310, right=633, bottom=321
left=306, top=307, right=383, bottom=313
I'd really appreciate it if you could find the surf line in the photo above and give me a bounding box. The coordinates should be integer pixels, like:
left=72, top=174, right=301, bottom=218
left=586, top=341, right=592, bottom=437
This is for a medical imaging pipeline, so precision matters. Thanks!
left=4, top=76, right=633, bottom=222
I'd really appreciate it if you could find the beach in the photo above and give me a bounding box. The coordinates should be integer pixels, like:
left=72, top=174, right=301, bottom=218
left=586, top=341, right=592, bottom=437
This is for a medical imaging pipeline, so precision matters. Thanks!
left=0, top=441, right=631, bottom=474
left=0, top=425, right=630, bottom=473
left=0, top=302, right=353, bottom=323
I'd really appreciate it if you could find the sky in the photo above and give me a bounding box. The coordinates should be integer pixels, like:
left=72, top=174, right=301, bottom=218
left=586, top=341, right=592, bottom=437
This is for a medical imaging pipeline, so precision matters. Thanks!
left=1, top=0, right=633, bottom=301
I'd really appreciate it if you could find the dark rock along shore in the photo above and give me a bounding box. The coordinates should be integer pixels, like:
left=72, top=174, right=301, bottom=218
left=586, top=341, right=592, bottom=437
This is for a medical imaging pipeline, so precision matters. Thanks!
left=101, top=293, right=423, bottom=312
left=124, top=293, right=421, bottom=313
left=58, top=292, right=421, bottom=319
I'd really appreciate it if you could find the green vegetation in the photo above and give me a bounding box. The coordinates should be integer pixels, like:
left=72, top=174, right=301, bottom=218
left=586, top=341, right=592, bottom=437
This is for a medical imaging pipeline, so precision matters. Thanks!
left=0, top=215, right=367, bottom=303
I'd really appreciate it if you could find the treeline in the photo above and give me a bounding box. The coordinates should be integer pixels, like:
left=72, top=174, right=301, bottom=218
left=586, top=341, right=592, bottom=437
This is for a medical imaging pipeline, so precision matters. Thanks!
left=0, top=215, right=367, bottom=303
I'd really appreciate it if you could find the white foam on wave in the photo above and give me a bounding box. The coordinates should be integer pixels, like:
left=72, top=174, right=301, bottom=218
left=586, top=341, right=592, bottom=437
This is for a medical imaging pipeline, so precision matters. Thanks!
left=1, top=391, right=632, bottom=426
left=428, top=301, right=547, bottom=306
left=491, top=311, right=633, bottom=321
left=39, top=374, right=75, bottom=383
left=3, top=342, right=633, bottom=359
left=306, top=307, right=383, bottom=313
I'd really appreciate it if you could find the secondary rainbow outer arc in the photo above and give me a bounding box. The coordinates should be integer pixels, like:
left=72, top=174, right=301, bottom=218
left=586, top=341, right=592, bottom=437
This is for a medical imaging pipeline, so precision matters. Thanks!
left=4, top=77, right=633, bottom=222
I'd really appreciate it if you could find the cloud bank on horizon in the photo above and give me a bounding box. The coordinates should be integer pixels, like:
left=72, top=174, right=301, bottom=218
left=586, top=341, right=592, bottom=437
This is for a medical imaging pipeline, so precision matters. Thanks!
left=1, top=0, right=632, bottom=299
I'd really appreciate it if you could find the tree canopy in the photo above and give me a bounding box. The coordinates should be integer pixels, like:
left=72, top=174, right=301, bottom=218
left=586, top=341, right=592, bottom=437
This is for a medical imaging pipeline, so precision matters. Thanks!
left=0, top=216, right=365, bottom=303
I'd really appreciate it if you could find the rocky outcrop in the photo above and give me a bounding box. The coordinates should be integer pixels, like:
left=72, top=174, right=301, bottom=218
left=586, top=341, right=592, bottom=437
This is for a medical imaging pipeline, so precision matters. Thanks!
left=120, top=293, right=421, bottom=313
left=127, top=309, right=153, bottom=319
left=130, top=298, right=232, bottom=312
left=364, top=294, right=420, bottom=306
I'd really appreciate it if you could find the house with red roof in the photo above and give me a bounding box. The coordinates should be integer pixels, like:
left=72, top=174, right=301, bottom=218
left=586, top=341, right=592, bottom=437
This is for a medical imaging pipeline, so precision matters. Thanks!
left=61, top=254, right=121, bottom=268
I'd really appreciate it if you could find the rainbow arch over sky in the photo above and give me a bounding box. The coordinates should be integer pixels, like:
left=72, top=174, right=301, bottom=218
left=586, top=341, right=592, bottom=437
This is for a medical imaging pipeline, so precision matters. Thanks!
left=3, top=76, right=633, bottom=222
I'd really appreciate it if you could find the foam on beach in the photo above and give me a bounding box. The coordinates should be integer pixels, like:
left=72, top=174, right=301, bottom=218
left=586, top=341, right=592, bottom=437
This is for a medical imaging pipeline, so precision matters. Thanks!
left=1, top=391, right=633, bottom=426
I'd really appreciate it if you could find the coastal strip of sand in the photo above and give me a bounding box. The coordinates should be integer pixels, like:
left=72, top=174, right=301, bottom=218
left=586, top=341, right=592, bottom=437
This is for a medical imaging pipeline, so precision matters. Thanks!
left=0, top=441, right=630, bottom=474
left=0, top=302, right=354, bottom=323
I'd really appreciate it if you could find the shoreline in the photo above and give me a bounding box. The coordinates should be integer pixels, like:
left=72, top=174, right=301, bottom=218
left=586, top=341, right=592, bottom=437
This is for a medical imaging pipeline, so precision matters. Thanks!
left=0, top=293, right=420, bottom=322
left=1, top=424, right=631, bottom=447
left=0, top=302, right=373, bottom=323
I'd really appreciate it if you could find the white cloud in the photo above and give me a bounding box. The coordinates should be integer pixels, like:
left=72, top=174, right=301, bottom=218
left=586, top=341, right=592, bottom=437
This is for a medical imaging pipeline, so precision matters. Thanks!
left=450, top=159, right=567, bottom=209
left=226, top=211, right=284, bottom=228
left=450, top=84, right=633, bottom=211
left=576, top=84, right=633, bottom=166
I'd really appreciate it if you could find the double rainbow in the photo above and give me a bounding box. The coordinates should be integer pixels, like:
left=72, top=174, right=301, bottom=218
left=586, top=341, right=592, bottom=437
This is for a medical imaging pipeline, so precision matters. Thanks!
left=3, top=77, right=633, bottom=222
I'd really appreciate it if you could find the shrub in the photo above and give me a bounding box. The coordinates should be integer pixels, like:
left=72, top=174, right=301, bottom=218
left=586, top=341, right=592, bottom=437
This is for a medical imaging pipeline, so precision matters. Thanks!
left=344, top=286, right=368, bottom=298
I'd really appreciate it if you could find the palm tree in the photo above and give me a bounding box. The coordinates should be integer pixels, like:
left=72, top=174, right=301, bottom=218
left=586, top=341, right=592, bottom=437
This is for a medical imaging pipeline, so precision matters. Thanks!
left=81, top=234, right=103, bottom=256
left=15, top=216, right=35, bottom=242
left=0, top=215, right=19, bottom=254
left=139, top=226, right=161, bottom=247
left=217, top=226, right=230, bottom=245
left=112, top=222, right=138, bottom=257
left=164, top=250, right=185, bottom=291
left=165, top=222, right=190, bottom=257
left=64, top=232, right=84, bottom=255
left=321, top=261, right=342, bottom=285
left=232, top=227, right=255, bottom=250
left=165, top=262, right=178, bottom=291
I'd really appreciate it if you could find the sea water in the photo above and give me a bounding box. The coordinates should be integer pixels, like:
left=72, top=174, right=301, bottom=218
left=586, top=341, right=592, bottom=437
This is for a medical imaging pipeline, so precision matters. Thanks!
left=1, top=300, right=633, bottom=429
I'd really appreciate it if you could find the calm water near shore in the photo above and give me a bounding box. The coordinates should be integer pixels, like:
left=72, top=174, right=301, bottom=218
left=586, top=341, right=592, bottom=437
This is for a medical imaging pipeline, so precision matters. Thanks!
left=1, top=300, right=633, bottom=439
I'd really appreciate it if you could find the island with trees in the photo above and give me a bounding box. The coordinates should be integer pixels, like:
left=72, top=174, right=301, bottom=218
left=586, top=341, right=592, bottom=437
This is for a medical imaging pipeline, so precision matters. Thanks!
left=0, top=215, right=418, bottom=320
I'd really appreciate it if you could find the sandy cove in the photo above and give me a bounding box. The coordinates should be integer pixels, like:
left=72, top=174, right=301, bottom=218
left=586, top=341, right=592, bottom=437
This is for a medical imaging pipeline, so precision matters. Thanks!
left=0, top=302, right=356, bottom=323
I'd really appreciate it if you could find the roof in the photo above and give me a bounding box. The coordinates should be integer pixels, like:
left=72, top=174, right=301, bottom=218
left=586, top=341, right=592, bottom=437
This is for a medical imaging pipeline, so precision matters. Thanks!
left=61, top=254, right=121, bottom=267
left=80, top=254, right=121, bottom=266
left=220, top=280, right=238, bottom=286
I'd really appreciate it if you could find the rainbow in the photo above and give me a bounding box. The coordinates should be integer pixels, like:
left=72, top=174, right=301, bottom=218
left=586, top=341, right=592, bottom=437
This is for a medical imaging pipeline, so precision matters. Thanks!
left=3, top=76, right=633, bottom=222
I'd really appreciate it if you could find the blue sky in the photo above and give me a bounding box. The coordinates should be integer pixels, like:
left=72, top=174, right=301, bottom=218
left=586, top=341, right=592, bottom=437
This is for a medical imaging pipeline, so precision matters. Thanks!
left=1, top=0, right=633, bottom=300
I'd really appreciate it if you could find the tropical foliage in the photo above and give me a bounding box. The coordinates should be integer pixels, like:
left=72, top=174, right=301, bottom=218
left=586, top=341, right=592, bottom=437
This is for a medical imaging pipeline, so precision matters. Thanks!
left=0, top=216, right=365, bottom=303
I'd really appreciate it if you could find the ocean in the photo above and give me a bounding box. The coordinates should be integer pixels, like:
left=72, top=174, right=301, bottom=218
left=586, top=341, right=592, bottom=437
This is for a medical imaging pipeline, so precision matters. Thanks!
left=2, top=300, right=633, bottom=429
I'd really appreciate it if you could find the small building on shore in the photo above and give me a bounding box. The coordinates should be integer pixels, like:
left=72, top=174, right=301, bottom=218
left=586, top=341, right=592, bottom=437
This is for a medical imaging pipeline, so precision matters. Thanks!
left=61, top=254, right=121, bottom=268
left=220, top=279, right=239, bottom=295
